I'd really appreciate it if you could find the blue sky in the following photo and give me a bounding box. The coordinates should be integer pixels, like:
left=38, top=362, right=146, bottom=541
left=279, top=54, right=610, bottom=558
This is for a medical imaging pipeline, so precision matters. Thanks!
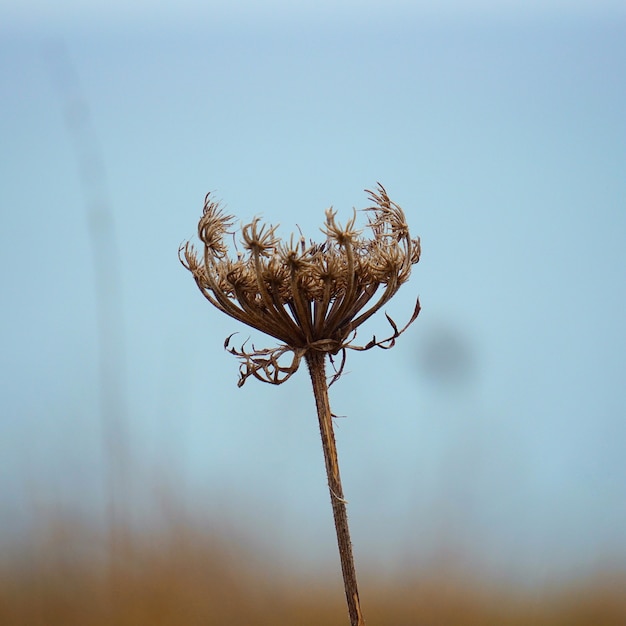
left=1, top=2, right=625, bottom=584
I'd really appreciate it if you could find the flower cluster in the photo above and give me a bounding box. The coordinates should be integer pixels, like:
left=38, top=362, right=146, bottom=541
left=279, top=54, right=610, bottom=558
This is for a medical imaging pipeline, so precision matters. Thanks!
left=180, top=184, right=420, bottom=386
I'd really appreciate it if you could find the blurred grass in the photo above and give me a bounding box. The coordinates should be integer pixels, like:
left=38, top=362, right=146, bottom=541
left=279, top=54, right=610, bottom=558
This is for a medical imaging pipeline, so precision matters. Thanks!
left=1, top=516, right=624, bottom=626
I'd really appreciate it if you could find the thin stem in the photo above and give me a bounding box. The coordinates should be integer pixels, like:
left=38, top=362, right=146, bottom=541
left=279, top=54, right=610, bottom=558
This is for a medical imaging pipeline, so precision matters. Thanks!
left=305, top=351, right=365, bottom=626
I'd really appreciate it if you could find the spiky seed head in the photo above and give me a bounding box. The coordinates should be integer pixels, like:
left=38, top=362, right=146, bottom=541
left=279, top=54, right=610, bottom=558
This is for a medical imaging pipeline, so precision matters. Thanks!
left=180, top=183, right=421, bottom=386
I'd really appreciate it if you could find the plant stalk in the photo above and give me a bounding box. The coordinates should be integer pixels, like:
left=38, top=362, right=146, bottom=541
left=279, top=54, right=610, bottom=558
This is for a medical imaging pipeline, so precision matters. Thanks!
left=305, top=350, right=365, bottom=626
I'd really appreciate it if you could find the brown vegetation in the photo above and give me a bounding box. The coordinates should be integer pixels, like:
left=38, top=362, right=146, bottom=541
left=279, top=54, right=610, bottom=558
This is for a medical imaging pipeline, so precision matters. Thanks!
left=1, top=518, right=624, bottom=626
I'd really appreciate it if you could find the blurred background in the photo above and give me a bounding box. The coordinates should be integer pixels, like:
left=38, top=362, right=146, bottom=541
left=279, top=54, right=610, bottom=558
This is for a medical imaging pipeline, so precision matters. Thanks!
left=1, top=0, right=625, bottom=623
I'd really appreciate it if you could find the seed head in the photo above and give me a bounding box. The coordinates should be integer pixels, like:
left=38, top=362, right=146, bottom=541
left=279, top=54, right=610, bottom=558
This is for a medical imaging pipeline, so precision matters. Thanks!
left=180, top=184, right=421, bottom=386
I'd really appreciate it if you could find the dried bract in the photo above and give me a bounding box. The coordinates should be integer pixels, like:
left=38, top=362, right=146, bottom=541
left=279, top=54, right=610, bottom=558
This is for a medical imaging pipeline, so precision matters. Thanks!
left=180, top=184, right=421, bottom=386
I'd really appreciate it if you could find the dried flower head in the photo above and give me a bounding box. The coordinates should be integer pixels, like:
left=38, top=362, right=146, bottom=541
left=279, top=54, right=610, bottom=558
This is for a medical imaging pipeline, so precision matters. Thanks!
left=180, top=184, right=421, bottom=387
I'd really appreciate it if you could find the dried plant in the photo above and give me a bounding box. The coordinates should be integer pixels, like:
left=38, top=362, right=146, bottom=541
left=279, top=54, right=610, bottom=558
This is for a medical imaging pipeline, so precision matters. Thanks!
left=180, top=184, right=420, bottom=626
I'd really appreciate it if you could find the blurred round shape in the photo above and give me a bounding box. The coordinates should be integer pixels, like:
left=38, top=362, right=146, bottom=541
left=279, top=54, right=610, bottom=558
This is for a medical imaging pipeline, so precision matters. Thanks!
left=418, top=324, right=475, bottom=387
